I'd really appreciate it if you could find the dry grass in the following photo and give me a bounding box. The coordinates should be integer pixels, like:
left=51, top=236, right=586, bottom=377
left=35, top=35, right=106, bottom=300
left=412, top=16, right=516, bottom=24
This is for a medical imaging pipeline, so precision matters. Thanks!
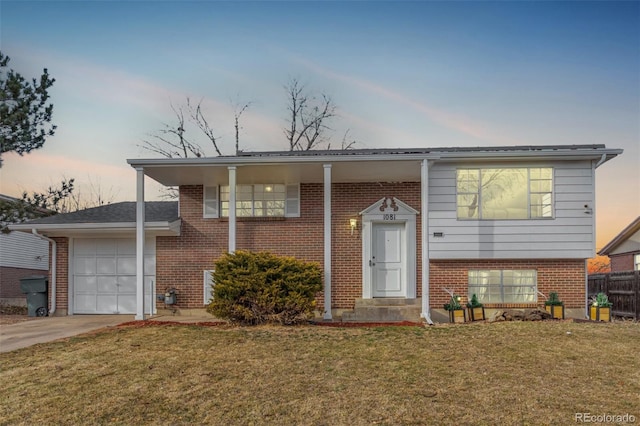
left=1, top=321, right=639, bottom=425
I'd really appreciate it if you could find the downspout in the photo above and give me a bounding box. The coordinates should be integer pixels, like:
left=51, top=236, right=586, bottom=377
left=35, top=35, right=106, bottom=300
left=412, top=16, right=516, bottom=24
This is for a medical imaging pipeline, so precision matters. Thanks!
left=585, top=154, right=606, bottom=318
left=32, top=229, right=56, bottom=316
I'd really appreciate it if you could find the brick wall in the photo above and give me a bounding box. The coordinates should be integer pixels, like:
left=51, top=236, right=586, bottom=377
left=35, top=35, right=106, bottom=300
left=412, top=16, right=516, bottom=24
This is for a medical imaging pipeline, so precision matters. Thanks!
left=609, top=253, right=636, bottom=272
left=430, top=259, right=586, bottom=308
left=50, top=237, right=69, bottom=314
left=161, top=183, right=421, bottom=311
left=162, top=184, right=587, bottom=312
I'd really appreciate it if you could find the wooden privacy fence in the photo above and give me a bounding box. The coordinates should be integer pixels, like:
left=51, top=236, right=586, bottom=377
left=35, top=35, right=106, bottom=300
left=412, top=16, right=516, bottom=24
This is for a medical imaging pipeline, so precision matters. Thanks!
left=588, top=271, right=640, bottom=320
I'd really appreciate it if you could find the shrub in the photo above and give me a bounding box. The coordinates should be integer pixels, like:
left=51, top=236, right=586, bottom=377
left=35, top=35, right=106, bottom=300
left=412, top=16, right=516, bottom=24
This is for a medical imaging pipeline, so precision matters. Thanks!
left=206, top=250, right=323, bottom=325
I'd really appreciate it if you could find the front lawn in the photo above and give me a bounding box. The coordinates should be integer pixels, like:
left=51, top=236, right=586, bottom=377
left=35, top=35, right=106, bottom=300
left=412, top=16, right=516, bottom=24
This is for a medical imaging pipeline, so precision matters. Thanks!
left=1, top=321, right=638, bottom=425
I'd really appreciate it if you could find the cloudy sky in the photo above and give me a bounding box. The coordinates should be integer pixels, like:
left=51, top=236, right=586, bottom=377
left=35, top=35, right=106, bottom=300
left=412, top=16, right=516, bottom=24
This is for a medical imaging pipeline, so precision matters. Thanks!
left=1, top=1, right=638, bottom=250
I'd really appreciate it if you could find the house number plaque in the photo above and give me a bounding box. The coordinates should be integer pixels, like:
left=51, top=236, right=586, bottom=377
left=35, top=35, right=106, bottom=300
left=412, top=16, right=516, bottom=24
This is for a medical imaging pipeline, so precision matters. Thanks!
left=383, top=214, right=396, bottom=221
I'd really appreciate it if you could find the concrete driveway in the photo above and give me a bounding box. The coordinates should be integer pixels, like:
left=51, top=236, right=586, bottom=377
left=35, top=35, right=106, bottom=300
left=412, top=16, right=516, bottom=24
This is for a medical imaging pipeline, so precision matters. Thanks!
left=0, top=315, right=134, bottom=353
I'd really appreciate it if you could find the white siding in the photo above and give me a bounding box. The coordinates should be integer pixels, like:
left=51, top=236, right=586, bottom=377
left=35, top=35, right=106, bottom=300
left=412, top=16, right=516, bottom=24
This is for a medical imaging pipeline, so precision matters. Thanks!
left=0, top=232, right=49, bottom=270
left=428, top=160, right=595, bottom=259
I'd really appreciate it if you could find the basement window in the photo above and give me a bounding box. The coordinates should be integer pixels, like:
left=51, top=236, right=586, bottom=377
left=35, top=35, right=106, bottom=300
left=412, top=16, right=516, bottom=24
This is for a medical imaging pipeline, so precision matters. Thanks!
left=468, top=269, right=537, bottom=304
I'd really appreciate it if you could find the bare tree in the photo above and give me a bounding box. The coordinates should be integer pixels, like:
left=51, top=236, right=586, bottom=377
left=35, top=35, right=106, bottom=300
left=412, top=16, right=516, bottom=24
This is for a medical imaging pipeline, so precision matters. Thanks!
left=284, top=78, right=337, bottom=151
left=140, top=102, right=204, bottom=159
left=232, top=100, right=251, bottom=154
left=328, top=129, right=357, bottom=150
left=186, top=98, right=222, bottom=156
left=66, top=177, right=118, bottom=211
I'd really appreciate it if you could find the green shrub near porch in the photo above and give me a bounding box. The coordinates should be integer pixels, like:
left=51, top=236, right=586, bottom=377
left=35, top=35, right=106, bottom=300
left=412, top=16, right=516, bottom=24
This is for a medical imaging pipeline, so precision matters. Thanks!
left=206, top=250, right=322, bottom=325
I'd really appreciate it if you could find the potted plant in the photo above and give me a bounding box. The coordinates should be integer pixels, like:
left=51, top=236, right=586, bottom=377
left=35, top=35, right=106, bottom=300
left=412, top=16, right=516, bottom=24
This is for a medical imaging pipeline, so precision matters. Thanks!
left=544, top=291, right=565, bottom=319
left=466, top=293, right=485, bottom=321
left=590, top=292, right=612, bottom=322
left=444, top=294, right=466, bottom=323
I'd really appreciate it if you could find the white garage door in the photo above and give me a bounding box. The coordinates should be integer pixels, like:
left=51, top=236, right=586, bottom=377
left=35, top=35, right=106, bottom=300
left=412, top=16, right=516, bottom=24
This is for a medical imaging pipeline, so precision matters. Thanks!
left=73, top=238, right=156, bottom=314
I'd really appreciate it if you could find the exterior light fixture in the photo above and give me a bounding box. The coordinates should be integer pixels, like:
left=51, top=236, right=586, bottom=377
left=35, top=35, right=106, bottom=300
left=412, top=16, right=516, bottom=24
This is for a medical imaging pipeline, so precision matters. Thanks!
left=349, top=218, right=357, bottom=235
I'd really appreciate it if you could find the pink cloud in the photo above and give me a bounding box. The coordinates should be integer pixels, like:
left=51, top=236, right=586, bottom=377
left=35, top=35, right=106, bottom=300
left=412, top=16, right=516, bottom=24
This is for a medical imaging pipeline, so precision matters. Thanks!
left=293, top=56, right=525, bottom=146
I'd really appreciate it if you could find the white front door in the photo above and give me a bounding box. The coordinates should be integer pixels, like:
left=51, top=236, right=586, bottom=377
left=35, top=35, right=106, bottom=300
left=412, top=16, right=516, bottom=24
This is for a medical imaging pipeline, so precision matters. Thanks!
left=372, top=222, right=405, bottom=297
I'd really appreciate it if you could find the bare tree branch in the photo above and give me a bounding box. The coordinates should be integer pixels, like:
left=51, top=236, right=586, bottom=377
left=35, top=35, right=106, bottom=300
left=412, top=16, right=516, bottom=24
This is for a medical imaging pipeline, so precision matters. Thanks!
left=233, top=100, right=251, bottom=154
left=283, top=78, right=337, bottom=151
left=187, top=98, right=222, bottom=156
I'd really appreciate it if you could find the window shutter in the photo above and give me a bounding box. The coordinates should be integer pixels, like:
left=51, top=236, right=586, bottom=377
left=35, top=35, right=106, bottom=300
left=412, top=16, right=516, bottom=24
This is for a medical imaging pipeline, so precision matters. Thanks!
left=203, top=186, right=219, bottom=218
left=285, top=184, right=300, bottom=217
left=203, top=270, right=214, bottom=304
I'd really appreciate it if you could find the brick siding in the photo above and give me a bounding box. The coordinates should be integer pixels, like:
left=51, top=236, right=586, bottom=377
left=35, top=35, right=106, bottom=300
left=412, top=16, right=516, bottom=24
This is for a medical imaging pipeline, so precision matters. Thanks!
left=47, top=184, right=588, bottom=315
left=609, top=252, right=637, bottom=272
left=430, top=259, right=586, bottom=308
left=49, top=237, right=69, bottom=314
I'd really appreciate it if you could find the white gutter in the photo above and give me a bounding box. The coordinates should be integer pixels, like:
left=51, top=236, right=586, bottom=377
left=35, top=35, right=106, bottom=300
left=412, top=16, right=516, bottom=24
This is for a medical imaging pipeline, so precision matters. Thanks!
left=594, top=153, right=607, bottom=168
left=31, top=229, right=56, bottom=316
left=127, top=148, right=622, bottom=168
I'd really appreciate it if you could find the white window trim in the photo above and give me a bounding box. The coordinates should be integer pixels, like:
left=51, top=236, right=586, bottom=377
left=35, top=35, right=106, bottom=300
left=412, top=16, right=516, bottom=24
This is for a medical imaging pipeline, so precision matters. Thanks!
left=209, top=183, right=300, bottom=219
left=203, top=186, right=219, bottom=219
left=634, top=254, right=640, bottom=271
left=468, top=269, right=538, bottom=304
left=285, top=183, right=300, bottom=218
left=456, top=167, right=554, bottom=220
left=204, top=269, right=214, bottom=305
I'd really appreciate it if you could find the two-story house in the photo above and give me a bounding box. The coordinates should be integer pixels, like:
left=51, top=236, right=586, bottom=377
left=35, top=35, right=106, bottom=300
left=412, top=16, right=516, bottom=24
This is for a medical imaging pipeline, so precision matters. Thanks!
left=11, top=144, right=622, bottom=322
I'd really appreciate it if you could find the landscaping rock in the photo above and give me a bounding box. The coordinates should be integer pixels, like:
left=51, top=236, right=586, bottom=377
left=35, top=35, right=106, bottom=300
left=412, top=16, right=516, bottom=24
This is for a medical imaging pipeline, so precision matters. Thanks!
left=524, top=308, right=552, bottom=321
left=488, top=310, right=505, bottom=323
left=488, top=308, right=554, bottom=323
left=504, top=309, right=525, bottom=321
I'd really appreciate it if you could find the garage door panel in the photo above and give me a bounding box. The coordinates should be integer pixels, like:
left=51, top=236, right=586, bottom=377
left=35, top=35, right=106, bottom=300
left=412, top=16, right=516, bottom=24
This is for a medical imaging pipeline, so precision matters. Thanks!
left=97, top=276, right=118, bottom=293
left=74, top=258, right=96, bottom=275
left=96, top=239, right=117, bottom=255
left=118, top=295, right=136, bottom=313
left=117, top=240, right=136, bottom=255
left=117, top=258, right=136, bottom=274
left=96, top=295, right=118, bottom=313
left=75, top=276, right=97, bottom=293
left=97, top=258, right=117, bottom=274
left=74, top=239, right=96, bottom=255
left=118, top=276, right=136, bottom=293
left=144, top=256, right=156, bottom=275
left=75, top=294, right=96, bottom=313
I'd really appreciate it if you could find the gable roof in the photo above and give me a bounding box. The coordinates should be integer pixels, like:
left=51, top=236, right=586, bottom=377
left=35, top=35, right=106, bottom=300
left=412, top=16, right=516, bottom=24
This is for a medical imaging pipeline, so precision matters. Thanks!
left=598, top=216, right=640, bottom=256
left=9, top=201, right=180, bottom=237
left=21, top=201, right=178, bottom=225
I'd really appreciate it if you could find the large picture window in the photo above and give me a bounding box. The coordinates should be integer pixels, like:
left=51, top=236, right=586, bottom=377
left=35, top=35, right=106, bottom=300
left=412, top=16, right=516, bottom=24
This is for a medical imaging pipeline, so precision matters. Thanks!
left=456, top=168, right=553, bottom=219
left=204, top=184, right=299, bottom=218
left=468, top=269, right=537, bottom=304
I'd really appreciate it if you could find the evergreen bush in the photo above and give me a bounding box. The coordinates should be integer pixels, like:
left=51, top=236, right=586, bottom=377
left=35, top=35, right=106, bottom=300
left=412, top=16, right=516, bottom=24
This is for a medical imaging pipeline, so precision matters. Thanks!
left=206, top=250, right=322, bottom=325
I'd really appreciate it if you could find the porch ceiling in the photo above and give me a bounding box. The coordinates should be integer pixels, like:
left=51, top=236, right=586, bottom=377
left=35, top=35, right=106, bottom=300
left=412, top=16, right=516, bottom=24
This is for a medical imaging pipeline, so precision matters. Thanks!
left=139, top=160, right=423, bottom=186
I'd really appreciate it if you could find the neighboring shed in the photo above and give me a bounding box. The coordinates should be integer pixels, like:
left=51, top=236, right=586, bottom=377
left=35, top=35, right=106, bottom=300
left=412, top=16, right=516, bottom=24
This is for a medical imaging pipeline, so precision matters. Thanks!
left=598, top=216, right=640, bottom=272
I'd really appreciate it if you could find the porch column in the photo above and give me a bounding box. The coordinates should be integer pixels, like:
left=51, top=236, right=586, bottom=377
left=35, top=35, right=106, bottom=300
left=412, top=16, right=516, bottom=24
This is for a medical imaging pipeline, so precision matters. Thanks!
left=135, top=167, right=146, bottom=321
left=228, top=166, right=237, bottom=253
left=421, top=159, right=433, bottom=324
left=323, top=164, right=332, bottom=320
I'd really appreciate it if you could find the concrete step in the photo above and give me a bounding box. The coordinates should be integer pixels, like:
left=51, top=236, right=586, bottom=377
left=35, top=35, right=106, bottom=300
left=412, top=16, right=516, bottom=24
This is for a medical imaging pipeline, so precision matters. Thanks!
left=354, top=298, right=421, bottom=307
left=342, top=301, right=422, bottom=322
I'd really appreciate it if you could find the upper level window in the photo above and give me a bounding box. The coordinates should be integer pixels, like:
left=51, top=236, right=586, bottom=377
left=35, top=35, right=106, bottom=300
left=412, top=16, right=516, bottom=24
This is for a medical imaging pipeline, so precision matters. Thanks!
left=456, top=168, right=553, bottom=220
left=203, top=184, right=299, bottom=218
left=635, top=254, right=640, bottom=271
